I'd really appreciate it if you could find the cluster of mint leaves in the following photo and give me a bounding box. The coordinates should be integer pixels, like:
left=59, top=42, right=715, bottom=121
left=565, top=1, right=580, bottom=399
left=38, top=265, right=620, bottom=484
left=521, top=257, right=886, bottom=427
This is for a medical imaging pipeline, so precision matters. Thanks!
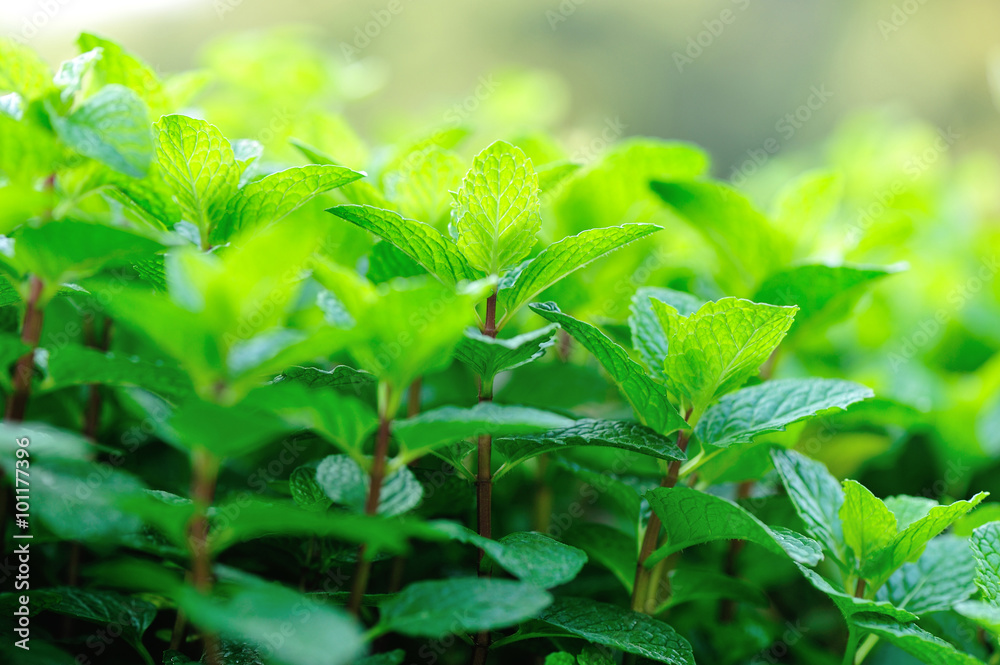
left=0, top=33, right=996, bottom=665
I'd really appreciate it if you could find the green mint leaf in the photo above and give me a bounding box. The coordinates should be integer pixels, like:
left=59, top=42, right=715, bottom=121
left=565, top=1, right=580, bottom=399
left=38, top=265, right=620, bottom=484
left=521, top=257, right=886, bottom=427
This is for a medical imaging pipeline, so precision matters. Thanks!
left=660, top=568, right=769, bottom=613
left=392, top=402, right=574, bottom=461
left=696, top=378, right=873, bottom=448
left=545, top=653, right=576, bottom=665
left=628, top=287, right=704, bottom=380
left=384, top=145, right=464, bottom=228
left=883, top=495, right=939, bottom=530
left=796, top=564, right=917, bottom=623
left=840, top=479, right=897, bottom=566
left=970, top=521, right=1000, bottom=605
left=0, top=37, right=53, bottom=99
left=313, top=455, right=423, bottom=516
left=454, top=324, right=559, bottom=380
left=652, top=297, right=797, bottom=410
left=377, top=578, right=552, bottom=638
left=529, top=302, right=688, bottom=435
left=644, top=486, right=822, bottom=567
left=850, top=614, right=986, bottom=665
left=328, top=204, right=478, bottom=287
left=105, top=165, right=183, bottom=229
left=561, top=523, right=636, bottom=593
left=494, top=419, right=686, bottom=480
left=289, top=463, right=333, bottom=512
left=77, top=33, right=170, bottom=113
left=650, top=180, right=789, bottom=292
left=367, top=240, right=428, bottom=284
left=955, top=601, right=1000, bottom=635
left=863, top=492, right=990, bottom=587
left=154, top=114, right=239, bottom=240
left=453, top=140, right=541, bottom=276
left=38, top=588, right=155, bottom=664
left=770, top=449, right=847, bottom=562
left=355, top=651, right=405, bottom=665
left=770, top=170, right=842, bottom=244
left=496, top=224, right=662, bottom=325
left=48, top=84, right=153, bottom=178
left=0, top=111, right=61, bottom=185
left=220, top=164, right=364, bottom=239
left=753, top=263, right=899, bottom=331
left=533, top=597, right=695, bottom=665
left=274, top=365, right=375, bottom=391
left=176, top=581, right=364, bottom=665
left=879, top=536, right=976, bottom=614
left=433, top=522, right=587, bottom=588
left=42, top=345, right=193, bottom=401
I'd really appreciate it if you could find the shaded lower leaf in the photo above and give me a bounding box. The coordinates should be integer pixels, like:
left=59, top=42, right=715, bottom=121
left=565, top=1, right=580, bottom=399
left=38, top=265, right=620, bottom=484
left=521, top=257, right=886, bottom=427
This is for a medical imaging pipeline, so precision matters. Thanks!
left=879, top=536, right=977, bottom=614
left=851, top=614, right=987, bottom=665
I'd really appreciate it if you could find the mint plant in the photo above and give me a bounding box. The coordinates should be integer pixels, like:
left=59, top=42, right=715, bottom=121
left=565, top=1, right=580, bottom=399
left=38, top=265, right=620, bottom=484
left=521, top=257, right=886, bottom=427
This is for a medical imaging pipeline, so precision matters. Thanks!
left=1, top=33, right=998, bottom=665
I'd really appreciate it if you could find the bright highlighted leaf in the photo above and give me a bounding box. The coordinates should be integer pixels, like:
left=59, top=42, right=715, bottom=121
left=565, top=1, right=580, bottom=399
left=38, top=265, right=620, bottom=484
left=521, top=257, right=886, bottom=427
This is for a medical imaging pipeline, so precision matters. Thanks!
left=969, top=521, right=1000, bottom=605
left=494, top=419, right=686, bottom=479
left=222, top=164, right=364, bottom=238
left=696, top=378, right=873, bottom=448
left=839, top=480, right=898, bottom=568
left=154, top=114, right=239, bottom=240
left=49, top=84, right=153, bottom=178
left=328, top=204, right=477, bottom=286
left=496, top=224, right=662, bottom=325
left=77, top=33, right=171, bottom=113
left=652, top=297, right=797, bottom=411
left=454, top=324, right=558, bottom=380
left=850, top=615, right=986, bottom=665
left=376, top=578, right=551, bottom=638
left=533, top=597, right=695, bottom=665
left=530, top=302, right=687, bottom=436
left=770, top=449, right=847, bottom=562
left=644, top=486, right=822, bottom=567
left=628, top=287, right=704, bottom=380
left=0, top=38, right=53, bottom=99
left=453, top=140, right=541, bottom=276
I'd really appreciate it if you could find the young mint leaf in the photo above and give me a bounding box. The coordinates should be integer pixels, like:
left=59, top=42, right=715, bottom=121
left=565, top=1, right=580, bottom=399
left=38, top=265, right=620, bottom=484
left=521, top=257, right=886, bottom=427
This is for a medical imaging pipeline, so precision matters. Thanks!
left=314, top=455, right=423, bottom=516
left=840, top=479, right=897, bottom=566
left=328, top=204, right=478, bottom=286
left=154, top=115, right=239, bottom=241
left=696, top=378, right=874, bottom=449
left=753, top=263, right=899, bottom=331
left=454, top=324, right=558, bottom=380
left=176, top=581, right=365, bottom=665
left=0, top=38, right=53, bottom=99
left=77, top=33, right=170, bottom=113
left=453, top=140, right=541, bottom=276
left=533, top=597, right=695, bottom=665
left=883, top=495, right=939, bottom=530
left=496, top=224, right=662, bottom=325
left=49, top=83, right=153, bottom=178
left=274, top=365, right=375, bottom=391
left=529, top=302, right=688, bottom=436
left=104, top=164, right=183, bottom=229
left=850, top=614, right=986, bottom=665
left=53, top=49, right=101, bottom=104
left=770, top=448, right=847, bottom=562
left=863, top=492, right=990, bottom=587
left=376, top=578, right=552, bottom=638
left=289, top=463, right=333, bottom=512
left=795, top=564, right=917, bottom=623
left=494, top=419, right=686, bottom=479
left=879, top=536, right=976, bottom=614
left=433, top=522, right=587, bottom=588
left=653, top=297, right=797, bottom=411
left=220, top=164, right=364, bottom=239
left=392, top=402, right=574, bottom=462
left=561, top=523, right=636, bottom=593
left=628, top=287, right=704, bottom=380
left=969, top=521, right=1000, bottom=605
left=644, top=486, right=822, bottom=567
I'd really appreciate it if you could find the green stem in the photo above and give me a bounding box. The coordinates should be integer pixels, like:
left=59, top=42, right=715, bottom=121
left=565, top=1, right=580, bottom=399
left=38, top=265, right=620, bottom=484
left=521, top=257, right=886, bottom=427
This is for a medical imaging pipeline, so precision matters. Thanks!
left=854, top=634, right=879, bottom=664
left=842, top=627, right=861, bottom=665
left=348, top=387, right=394, bottom=616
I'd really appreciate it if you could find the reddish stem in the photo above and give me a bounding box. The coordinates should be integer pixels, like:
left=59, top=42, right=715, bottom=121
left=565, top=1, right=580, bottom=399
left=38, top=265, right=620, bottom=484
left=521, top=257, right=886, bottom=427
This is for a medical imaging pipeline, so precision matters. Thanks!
left=6, top=276, right=45, bottom=422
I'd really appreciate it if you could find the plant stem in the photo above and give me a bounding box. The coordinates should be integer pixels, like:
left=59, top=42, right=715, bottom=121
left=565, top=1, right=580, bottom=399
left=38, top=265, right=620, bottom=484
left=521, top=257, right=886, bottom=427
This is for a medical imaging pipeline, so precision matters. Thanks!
left=6, top=275, right=45, bottom=422
left=854, top=578, right=866, bottom=598
left=348, top=391, right=394, bottom=616
left=842, top=627, right=861, bottom=665
left=533, top=455, right=552, bottom=533
left=718, top=480, right=753, bottom=622
left=471, top=292, right=498, bottom=665
left=188, top=447, right=220, bottom=665
left=407, top=377, right=422, bottom=417
left=854, top=634, right=879, bottom=664
left=631, top=421, right=691, bottom=613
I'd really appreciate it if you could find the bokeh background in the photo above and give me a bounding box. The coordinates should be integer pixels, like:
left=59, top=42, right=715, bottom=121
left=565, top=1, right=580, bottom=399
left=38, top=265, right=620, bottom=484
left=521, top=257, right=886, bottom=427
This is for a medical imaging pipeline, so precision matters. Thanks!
left=5, top=0, right=1000, bottom=496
